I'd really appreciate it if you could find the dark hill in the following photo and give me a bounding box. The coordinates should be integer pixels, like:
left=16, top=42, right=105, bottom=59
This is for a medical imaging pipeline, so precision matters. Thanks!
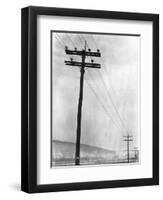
left=52, top=140, right=116, bottom=166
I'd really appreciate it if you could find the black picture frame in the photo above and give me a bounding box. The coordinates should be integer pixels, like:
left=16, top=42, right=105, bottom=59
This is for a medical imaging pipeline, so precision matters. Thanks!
left=21, top=6, right=159, bottom=193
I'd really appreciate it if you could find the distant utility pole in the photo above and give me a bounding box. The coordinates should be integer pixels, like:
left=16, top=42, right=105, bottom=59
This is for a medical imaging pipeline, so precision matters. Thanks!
left=64, top=41, right=101, bottom=165
left=123, top=134, right=133, bottom=163
left=134, top=147, right=138, bottom=162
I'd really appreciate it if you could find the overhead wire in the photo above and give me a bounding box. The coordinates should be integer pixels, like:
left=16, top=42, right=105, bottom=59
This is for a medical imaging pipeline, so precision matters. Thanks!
left=87, top=35, right=127, bottom=132
left=66, top=33, right=123, bottom=131
left=54, top=35, right=65, bottom=48
left=97, top=69, right=127, bottom=132
left=85, top=79, right=122, bottom=131
left=66, top=34, right=76, bottom=48
left=57, top=32, right=127, bottom=133
left=87, top=70, right=122, bottom=130
left=55, top=33, right=67, bottom=47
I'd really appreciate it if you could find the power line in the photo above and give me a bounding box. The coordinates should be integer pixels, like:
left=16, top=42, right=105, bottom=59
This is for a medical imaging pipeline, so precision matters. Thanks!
left=89, top=35, right=116, bottom=87
left=97, top=69, right=127, bottom=132
left=54, top=36, right=63, bottom=48
left=91, top=35, right=98, bottom=49
left=54, top=35, right=65, bottom=48
left=77, top=35, right=85, bottom=47
left=55, top=33, right=66, bottom=47
left=85, top=79, right=122, bottom=131
left=66, top=34, right=76, bottom=47
left=85, top=37, right=127, bottom=132
left=89, top=35, right=117, bottom=92
left=101, top=63, right=117, bottom=98
left=87, top=70, right=122, bottom=130
left=90, top=35, right=121, bottom=102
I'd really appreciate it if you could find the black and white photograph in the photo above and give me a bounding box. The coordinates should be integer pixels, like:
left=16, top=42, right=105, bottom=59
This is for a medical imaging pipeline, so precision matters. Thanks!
left=21, top=6, right=159, bottom=193
left=51, top=31, right=140, bottom=167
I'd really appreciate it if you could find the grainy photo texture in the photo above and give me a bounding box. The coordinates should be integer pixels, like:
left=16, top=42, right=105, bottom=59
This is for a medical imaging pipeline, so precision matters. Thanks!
left=51, top=31, right=140, bottom=167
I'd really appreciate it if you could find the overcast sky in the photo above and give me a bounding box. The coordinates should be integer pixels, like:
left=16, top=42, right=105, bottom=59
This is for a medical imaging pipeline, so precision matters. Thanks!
left=52, top=31, right=140, bottom=152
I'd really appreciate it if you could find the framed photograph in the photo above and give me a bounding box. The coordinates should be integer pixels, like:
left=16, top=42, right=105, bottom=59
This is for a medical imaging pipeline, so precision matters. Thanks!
left=21, top=6, right=159, bottom=193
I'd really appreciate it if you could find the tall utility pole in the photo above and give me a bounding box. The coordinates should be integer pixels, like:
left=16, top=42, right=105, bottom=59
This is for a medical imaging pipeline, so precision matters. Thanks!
left=64, top=41, right=101, bottom=165
left=123, top=134, right=133, bottom=163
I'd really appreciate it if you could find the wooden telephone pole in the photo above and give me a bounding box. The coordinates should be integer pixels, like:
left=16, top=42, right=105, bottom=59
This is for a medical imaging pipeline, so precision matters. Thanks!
left=123, top=134, right=133, bottom=163
left=64, top=41, right=101, bottom=165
